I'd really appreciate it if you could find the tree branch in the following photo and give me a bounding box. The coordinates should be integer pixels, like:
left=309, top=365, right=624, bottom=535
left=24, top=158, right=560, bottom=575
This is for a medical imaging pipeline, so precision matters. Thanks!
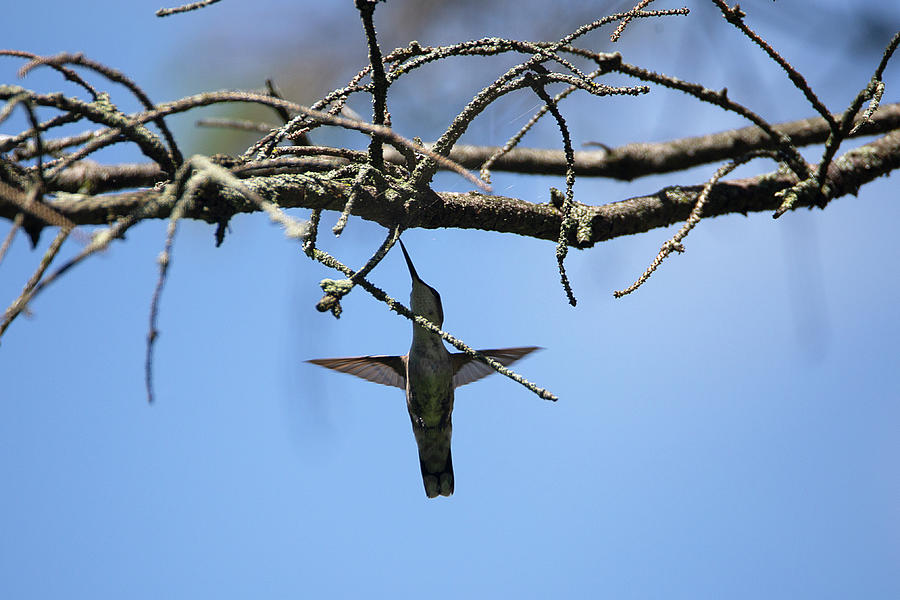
left=385, top=102, right=900, bottom=180
left=6, top=129, right=898, bottom=248
left=38, top=102, right=900, bottom=196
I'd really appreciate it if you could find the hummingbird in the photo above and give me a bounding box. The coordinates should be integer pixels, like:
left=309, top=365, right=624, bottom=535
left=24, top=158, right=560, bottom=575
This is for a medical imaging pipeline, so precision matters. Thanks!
left=307, top=239, right=539, bottom=498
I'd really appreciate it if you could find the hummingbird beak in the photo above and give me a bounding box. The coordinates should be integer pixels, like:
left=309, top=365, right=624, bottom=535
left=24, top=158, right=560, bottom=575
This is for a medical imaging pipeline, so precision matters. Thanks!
left=398, top=239, right=421, bottom=283
left=399, top=238, right=445, bottom=326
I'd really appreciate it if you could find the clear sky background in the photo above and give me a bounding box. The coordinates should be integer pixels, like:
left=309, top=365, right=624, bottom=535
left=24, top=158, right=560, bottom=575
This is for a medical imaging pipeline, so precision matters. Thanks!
left=2, top=1, right=898, bottom=598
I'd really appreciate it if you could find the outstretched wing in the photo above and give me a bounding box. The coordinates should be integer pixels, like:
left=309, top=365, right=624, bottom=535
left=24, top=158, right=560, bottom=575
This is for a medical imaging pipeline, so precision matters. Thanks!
left=450, top=347, right=541, bottom=389
left=306, top=355, right=406, bottom=389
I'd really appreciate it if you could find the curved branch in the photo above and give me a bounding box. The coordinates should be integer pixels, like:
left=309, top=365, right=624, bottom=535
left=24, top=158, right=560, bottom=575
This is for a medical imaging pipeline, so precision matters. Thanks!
left=40, top=104, right=900, bottom=195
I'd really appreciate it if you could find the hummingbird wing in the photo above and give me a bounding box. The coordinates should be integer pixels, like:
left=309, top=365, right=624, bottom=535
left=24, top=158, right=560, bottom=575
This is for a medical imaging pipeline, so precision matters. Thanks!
left=450, top=346, right=541, bottom=389
left=306, top=355, right=406, bottom=389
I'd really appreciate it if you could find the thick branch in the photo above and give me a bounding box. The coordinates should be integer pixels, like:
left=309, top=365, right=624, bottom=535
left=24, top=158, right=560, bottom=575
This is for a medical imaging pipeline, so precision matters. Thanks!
left=5, top=130, right=898, bottom=248
left=385, top=102, right=900, bottom=180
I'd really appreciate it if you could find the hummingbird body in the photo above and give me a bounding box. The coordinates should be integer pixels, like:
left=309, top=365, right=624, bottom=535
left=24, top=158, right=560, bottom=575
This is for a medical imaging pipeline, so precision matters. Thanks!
left=307, top=240, right=538, bottom=498
left=404, top=258, right=455, bottom=497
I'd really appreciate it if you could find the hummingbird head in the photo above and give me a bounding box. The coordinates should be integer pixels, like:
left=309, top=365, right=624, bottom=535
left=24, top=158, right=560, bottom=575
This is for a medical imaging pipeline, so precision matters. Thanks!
left=398, top=239, right=444, bottom=327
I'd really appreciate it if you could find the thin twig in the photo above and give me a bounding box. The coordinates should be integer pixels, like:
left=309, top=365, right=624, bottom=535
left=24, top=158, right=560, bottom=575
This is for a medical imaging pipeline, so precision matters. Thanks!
left=332, top=164, right=371, bottom=236
left=710, top=0, right=836, bottom=130
left=614, top=150, right=776, bottom=297
left=480, top=66, right=605, bottom=183
left=156, top=0, right=222, bottom=17
left=526, top=70, right=578, bottom=306
left=145, top=192, right=190, bottom=404
left=0, top=49, right=99, bottom=99
left=0, top=213, right=24, bottom=265
left=356, top=0, right=389, bottom=169
left=0, top=224, right=72, bottom=337
left=196, top=117, right=278, bottom=133
left=611, top=0, right=657, bottom=42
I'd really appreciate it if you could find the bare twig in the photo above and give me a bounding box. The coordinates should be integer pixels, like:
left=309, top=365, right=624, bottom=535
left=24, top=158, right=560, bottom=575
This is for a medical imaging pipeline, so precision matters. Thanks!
left=156, top=0, right=222, bottom=17
left=525, top=70, right=578, bottom=306
left=611, top=0, right=657, bottom=42
left=1, top=224, right=72, bottom=337
left=355, top=0, right=389, bottom=169
left=196, top=117, right=278, bottom=133
left=145, top=192, right=189, bottom=404
left=614, top=150, right=777, bottom=297
left=0, top=213, right=24, bottom=265
left=710, top=0, right=836, bottom=131
left=1, top=49, right=99, bottom=98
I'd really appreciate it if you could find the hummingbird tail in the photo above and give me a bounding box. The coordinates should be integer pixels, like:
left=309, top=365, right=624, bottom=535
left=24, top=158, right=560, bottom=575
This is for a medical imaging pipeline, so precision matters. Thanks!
left=421, top=451, right=454, bottom=498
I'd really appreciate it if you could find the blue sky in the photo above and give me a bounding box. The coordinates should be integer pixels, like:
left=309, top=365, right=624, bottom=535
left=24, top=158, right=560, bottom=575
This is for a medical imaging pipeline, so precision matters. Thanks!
left=2, top=1, right=898, bottom=598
